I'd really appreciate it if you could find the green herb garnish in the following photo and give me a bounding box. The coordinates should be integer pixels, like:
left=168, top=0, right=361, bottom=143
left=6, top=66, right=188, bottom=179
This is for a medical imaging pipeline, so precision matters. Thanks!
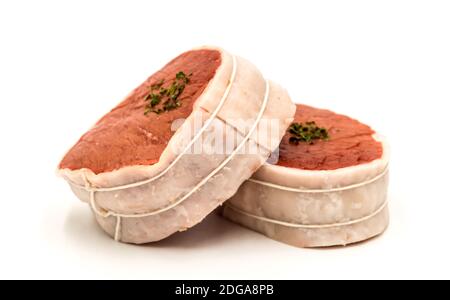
left=288, top=121, right=329, bottom=144
left=144, top=72, right=192, bottom=115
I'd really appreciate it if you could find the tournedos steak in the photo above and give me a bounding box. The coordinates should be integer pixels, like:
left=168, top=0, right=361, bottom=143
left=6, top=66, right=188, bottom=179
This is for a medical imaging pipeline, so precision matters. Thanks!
left=222, top=104, right=390, bottom=248
left=58, top=46, right=296, bottom=244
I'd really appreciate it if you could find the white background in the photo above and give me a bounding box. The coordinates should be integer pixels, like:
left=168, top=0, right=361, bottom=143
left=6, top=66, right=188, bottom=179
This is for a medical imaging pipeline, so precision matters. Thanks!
left=0, top=0, right=449, bottom=280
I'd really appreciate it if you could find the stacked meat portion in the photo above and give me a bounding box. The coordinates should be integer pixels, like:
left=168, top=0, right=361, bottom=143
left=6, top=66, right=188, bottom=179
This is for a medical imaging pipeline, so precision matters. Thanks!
left=58, top=47, right=295, bottom=244
left=222, top=104, right=389, bottom=247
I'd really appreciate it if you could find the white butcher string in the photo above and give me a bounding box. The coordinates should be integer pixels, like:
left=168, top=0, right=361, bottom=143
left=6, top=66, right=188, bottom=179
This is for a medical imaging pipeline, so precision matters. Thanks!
left=248, top=165, right=389, bottom=193
left=87, top=58, right=272, bottom=241
left=224, top=197, right=389, bottom=229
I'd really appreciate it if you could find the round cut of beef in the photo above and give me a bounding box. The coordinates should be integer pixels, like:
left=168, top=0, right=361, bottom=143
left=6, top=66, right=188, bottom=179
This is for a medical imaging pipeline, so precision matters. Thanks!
left=222, top=104, right=389, bottom=248
left=60, top=49, right=222, bottom=174
left=58, top=46, right=296, bottom=244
